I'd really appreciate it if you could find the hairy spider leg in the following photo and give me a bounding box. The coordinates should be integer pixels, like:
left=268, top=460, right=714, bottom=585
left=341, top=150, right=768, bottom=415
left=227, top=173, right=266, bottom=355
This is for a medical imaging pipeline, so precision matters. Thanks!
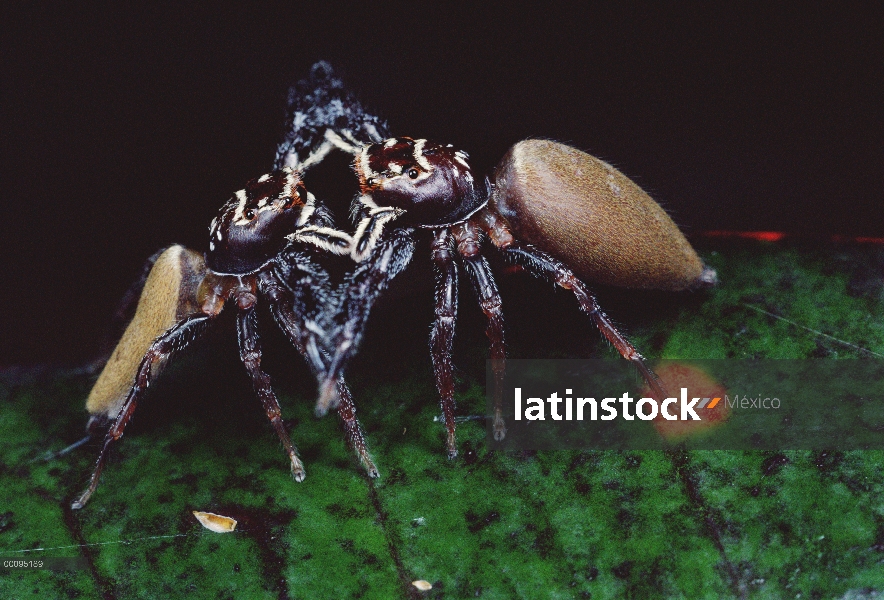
left=274, top=61, right=390, bottom=172
left=73, top=274, right=324, bottom=508
left=260, top=268, right=378, bottom=477
left=287, top=225, right=354, bottom=257
left=72, top=315, right=212, bottom=509
left=317, top=200, right=512, bottom=455
left=324, top=218, right=508, bottom=458
left=41, top=420, right=101, bottom=462
left=499, top=240, right=666, bottom=402
left=237, top=306, right=307, bottom=482
left=429, top=229, right=459, bottom=457
left=331, top=381, right=378, bottom=477
left=317, top=229, right=417, bottom=414
left=451, top=221, right=508, bottom=444
left=476, top=209, right=667, bottom=400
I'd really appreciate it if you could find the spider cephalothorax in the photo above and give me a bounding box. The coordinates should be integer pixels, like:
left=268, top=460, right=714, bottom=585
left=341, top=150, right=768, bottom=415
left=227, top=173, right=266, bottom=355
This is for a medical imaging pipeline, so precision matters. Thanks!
left=356, top=137, right=487, bottom=229
left=72, top=167, right=378, bottom=509
left=304, top=137, right=716, bottom=458
left=206, top=170, right=314, bottom=274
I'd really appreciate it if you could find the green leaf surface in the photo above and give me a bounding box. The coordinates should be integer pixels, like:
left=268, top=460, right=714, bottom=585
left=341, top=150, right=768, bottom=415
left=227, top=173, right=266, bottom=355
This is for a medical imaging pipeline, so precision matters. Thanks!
left=2, top=240, right=884, bottom=599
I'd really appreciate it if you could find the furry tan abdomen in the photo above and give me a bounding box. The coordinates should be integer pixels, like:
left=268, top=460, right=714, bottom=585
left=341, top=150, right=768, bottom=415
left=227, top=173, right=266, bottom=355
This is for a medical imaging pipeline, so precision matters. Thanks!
left=86, top=245, right=206, bottom=416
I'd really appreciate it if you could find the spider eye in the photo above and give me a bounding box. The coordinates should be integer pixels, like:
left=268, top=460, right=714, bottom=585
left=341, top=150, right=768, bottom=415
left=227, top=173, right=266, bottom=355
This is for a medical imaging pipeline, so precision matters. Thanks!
left=245, top=208, right=256, bottom=220
left=366, top=177, right=377, bottom=187
left=291, top=188, right=306, bottom=205
left=407, top=168, right=420, bottom=179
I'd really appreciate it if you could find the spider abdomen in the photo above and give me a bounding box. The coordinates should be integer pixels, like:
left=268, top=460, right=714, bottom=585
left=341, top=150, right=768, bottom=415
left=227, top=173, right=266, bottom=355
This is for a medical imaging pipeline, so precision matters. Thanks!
left=490, top=139, right=711, bottom=291
left=86, top=245, right=206, bottom=418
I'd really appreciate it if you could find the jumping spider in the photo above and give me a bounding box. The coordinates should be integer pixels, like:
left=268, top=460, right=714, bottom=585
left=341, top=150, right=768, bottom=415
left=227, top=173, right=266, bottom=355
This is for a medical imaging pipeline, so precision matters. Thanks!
left=72, top=167, right=377, bottom=509
left=295, top=136, right=717, bottom=457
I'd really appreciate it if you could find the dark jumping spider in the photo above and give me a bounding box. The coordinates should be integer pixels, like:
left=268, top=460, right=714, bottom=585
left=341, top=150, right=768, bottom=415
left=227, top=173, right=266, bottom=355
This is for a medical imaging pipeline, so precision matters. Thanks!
left=72, top=168, right=380, bottom=509
left=296, top=136, right=717, bottom=457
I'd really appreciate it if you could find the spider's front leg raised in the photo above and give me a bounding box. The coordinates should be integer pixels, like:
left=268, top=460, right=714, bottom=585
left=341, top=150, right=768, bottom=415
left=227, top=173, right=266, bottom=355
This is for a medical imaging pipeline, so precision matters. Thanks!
left=275, top=61, right=389, bottom=172
left=259, top=265, right=378, bottom=477
left=315, top=227, right=416, bottom=414
left=285, top=201, right=413, bottom=412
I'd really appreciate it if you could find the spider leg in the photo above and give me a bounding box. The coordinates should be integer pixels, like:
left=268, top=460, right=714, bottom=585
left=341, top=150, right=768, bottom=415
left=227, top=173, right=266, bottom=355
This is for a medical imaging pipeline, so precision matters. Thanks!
left=452, top=224, right=508, bottom=442
left=71, top=314, right=212, bottom=509
left=274, top=61, right=390, bottom=171
left=349, top=207, right=406, bottom=262
left=317, top=228, right=417, bottom=414
left=236, top=307, right=306, bottom=482
left=261, top=269, right=378, bottom=477
left=503, top=241, right=666, bottom=401
left=430, top=229, right=460, bottom=457
left=293, top=130, right=362, bottom=172
left=334, top=382, right=379, bottom=478
left=261, top=270, right=329, bottom=378
left=287, top=226, right=353, bottom=256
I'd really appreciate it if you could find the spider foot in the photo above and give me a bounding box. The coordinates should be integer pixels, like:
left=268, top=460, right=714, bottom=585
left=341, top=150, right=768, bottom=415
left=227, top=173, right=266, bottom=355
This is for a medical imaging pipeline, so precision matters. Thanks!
left=493, top=413, right=507, bottom=441
left=290, top=457, right=306, bottom=483
left=360, top=453, right=380, bottom=479
left=345, top=427, right=379, bottom=478
left=344, top=425, right=378, bottom=477
left=71, top=469, right=103, bottom=509
left=632, top=358, right=668, bottom=402
left=281, top=439, right=306, bottom=482
left=446, top=432, right=458, bottom=459
left=35, top=434, right=92, bottom=463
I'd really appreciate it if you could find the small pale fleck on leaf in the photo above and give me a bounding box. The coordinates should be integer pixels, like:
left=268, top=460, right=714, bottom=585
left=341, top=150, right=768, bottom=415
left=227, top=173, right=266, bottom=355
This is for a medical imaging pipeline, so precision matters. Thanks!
left=193, top=511, right=237, bottom=533
left=412, top=580, right=432, bottom=591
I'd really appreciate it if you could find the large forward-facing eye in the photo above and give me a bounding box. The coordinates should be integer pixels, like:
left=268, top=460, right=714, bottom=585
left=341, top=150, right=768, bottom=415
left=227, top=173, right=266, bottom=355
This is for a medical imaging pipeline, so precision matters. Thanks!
left=407, top=167, right=420, bottom=179
left=244, top=208, right=256, bottom=220
left=282, top=189, right=304, bottom=209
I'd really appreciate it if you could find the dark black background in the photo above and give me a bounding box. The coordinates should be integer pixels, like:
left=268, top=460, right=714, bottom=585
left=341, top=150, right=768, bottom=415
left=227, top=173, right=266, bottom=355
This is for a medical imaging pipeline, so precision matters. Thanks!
left=3, top=3, right=882, bottom=365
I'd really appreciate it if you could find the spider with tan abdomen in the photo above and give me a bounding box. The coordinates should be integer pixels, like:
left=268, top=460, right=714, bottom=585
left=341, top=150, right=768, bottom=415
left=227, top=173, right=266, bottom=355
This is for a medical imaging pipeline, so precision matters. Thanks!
left=295, top=136, right=717, bottom=458
left=72, top=167, right=377, bottom=509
